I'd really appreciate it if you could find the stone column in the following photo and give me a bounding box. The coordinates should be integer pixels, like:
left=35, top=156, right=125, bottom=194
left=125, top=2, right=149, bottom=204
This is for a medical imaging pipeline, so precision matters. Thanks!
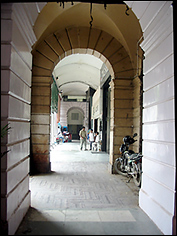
left=30, top=73, right=52, bottom=174
left=108, top=78, right=134, bottom=173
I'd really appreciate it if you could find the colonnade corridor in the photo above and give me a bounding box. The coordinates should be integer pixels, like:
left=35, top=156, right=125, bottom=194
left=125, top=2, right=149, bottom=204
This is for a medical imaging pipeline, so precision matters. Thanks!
left=15, top=141, right=163, bottom=235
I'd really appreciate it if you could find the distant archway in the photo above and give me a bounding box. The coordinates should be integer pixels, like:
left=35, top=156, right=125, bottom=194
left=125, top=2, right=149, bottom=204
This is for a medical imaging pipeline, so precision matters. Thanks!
left=67, top=107, right=85, bottom=140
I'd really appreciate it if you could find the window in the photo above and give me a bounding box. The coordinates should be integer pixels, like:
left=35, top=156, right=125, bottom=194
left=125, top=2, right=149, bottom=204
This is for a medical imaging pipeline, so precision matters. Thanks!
left=71, top=113, right=79, bottom=120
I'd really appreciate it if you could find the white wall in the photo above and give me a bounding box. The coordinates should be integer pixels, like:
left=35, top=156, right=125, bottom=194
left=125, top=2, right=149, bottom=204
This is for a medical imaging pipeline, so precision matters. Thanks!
left=1, top=3, right=32, bottom=234
left=126, top=1, right=175, bottom=234
left=92, top=86, right=102, bottom=119
left=50, top=112, right=58, bottom=145
left=1, top=3, right=44, bottom=234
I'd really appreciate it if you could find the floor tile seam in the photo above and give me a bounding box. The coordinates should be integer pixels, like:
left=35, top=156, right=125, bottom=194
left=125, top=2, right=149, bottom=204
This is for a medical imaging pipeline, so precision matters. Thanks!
left=44, top=182, right=118, bottom=185
left=30, top=196, right=121, bottom=199
left=30, top=192, right=137, bottom=198
left=50, top=161, right=108, bottom=163
left=30, top=178, right=126, bottom=183
left=25, top=209, right=138, bottom=223
left=32, top=206, right=140, bottom=210
left=29, top=191, right=109, bottom=196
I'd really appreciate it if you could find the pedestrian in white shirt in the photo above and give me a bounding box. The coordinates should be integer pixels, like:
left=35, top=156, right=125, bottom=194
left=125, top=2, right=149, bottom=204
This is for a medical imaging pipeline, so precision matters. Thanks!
left=89, top=129, right=94, bottom=150
left=92, top=132, right=100, bottom=151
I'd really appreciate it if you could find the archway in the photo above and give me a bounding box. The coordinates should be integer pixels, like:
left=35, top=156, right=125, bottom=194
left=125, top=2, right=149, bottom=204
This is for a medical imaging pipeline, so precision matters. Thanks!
left=67, top=107, right=85, bottom=140
left=1, top=2, right=174, bottom=235
left=52, top=52, right=105, bottom=140
left=30, top=2, right=143, bottom=174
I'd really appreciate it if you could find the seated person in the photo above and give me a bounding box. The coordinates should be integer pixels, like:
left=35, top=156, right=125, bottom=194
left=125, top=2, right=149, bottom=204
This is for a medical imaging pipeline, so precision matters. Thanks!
left=92, top=132, right=100, bottom=151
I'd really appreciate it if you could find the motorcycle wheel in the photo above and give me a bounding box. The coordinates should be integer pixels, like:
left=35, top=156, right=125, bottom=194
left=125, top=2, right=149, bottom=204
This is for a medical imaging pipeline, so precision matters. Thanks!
left=132, top=162, right=142, bottom=187
left=114, top=158, right=127, bottom=176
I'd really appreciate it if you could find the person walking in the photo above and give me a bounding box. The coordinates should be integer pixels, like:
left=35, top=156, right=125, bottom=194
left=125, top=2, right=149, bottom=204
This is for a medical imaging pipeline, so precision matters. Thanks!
left=79, top=126, right=87, bottom=150
left=89, top=129, right=94, bottom=150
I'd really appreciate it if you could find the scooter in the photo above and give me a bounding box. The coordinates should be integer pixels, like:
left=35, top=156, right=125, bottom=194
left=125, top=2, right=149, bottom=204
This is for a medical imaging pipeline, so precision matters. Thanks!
left=114, top=133, right=143, bottom=187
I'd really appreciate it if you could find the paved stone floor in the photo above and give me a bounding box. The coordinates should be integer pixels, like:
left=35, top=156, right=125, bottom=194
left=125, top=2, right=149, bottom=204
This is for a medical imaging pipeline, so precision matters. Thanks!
left=15, top=141, right=163, bottom=235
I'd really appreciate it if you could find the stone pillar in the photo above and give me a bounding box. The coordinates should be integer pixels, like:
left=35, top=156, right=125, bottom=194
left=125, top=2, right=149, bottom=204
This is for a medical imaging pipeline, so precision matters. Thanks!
left=108, top=78, right=134, bottom=173
left=30, top=76, right=52, bottom=174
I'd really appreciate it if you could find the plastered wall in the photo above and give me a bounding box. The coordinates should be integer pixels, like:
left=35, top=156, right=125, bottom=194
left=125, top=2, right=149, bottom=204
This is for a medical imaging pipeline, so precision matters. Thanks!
left=126, top=1, right=175, bottom=234
left=1, top=3, right=34, bottom=234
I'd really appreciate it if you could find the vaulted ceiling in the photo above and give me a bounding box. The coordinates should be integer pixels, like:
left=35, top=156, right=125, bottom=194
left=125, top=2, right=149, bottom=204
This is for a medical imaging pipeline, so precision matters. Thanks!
left=32, top=2, right=143, bottom=96
left=52, top=54, right=104, bottom=96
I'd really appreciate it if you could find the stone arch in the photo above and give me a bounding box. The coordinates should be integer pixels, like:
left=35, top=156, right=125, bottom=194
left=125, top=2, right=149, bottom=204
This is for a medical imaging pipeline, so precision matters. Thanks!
left=66, top=106, right=86, bottom=140
left=32, top=26, right=135, bottom=79
left=61, top=104, right=86, bottom=128
left=53, top=51, right=110, bottom=94
left=54, top=48, right=114, bottom=88
left=31, top=3, right=143, bottom=173
left=32, top=2, right=142, bottom=63
left=67, top=106, right=85, bottom=118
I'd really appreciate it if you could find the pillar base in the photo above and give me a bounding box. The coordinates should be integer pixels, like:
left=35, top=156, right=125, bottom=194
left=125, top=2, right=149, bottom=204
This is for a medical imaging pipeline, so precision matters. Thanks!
left=33, top=161, right=51, bottom=174
left=30, top=153, right=51, bottom=174
left=108, top=162, right=113, bottom=174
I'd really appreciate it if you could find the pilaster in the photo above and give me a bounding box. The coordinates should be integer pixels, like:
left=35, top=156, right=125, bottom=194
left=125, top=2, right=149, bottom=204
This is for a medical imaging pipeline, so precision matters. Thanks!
left=108, top=78, right=134, bottom=173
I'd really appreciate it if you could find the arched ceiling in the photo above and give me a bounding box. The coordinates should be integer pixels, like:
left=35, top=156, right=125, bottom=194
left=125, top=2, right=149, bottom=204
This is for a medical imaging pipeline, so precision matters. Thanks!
left=53, top=53, right=104, bottom=96
left=32, top=2, right=143, bottom=97
left=33, top=2, right=142, bottom=64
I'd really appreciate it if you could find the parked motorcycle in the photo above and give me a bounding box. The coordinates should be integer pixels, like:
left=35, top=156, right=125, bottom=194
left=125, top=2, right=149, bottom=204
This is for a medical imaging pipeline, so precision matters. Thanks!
left=114, top=133, right=143, bottom=187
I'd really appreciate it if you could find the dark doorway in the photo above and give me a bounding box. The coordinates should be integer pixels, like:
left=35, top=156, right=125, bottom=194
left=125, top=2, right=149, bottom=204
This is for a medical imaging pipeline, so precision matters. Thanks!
left=86, top=87, right=96, bottom=129
left=102, top=76, right=111, bottom=152
left=68, top=124, right=83, bottom=140
left=94, top=119, right=98, bottom=133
